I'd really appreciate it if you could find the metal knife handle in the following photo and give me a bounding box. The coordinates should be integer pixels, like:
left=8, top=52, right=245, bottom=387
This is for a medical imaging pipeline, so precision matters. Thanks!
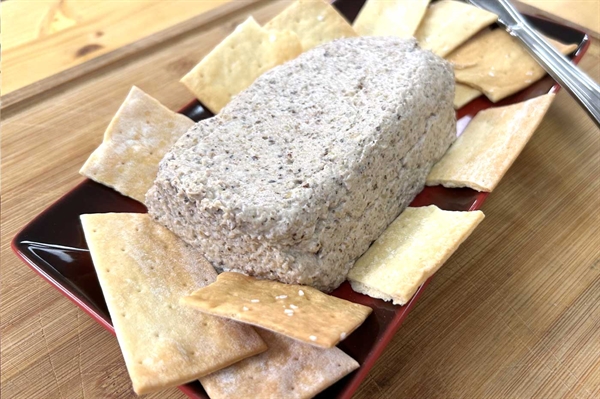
left=510, top=24, right=600, bottom=127
left=476, top=0, right=600, bottom=127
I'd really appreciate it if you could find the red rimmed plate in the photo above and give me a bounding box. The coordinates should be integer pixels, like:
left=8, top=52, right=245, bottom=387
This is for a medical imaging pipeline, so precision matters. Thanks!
left=11, top=1, right=590, bottom=397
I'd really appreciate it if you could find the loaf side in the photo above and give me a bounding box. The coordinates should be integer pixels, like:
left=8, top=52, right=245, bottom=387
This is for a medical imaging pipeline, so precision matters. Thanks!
left=146, top=37, right=456, bottom=291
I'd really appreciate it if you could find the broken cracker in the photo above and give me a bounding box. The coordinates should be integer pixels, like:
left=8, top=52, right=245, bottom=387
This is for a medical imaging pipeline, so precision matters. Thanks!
left=447, top=29, right=579, bottom=102
left=181, top=272, right=372, bottom=349
left=426, top=93, right=555, bottom=192
left=181, top=17, right=302, bottom=114
left=348, top=206, right=484, bottom=305
left=454, top=83, right=482, bottom=109
left=415, top=0, right=497, bottom=57
left=264, top=0, right=357, bottom=52
left=80, top=86, right=194, bottom=203
left=201, top=328, right=359, bottom=399
left=353, top=0, right=430, bottom=38
left=81, top=213, right=267, bottom=395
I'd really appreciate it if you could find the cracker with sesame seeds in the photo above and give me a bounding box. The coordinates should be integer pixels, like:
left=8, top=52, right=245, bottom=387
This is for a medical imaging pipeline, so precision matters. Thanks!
left=79, top=86, right=194, bottom=203
left=181, top=17, right=302, bottom=114
left=353, top=0, right=430, bottom=38
left=181, top=272, right=372, bottom=348
left=348, top=206, right=484, bottom=305
left=415, top=0, right=497, bottom=57
left=426, top=94, right=555, bottom=192
left=81, top=213, right=266, bottom=395
left=200, top=328, right=359, bottom=399
left=447, top=29, right=579, bottom=102
left=264, top=0, right=357, bottom=52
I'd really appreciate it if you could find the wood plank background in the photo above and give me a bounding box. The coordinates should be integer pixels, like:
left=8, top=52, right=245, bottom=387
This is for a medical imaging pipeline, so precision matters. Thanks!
left=2, top=1, right=599, bottom=398
left=516, top=0, right=600, bottom=38
left=0, top=0, right=272, bottom=109
left=2, top=0, right=235, bottom=95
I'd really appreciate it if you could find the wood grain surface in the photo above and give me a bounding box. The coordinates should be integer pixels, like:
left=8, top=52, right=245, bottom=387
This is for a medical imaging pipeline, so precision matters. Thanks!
left=2, top=1, right=599, bottom=399
left=1, top=0, right=269, bottom=110
left=2, top=0, right=236, bottom=95
left=516, top=0, right=600, bottom=38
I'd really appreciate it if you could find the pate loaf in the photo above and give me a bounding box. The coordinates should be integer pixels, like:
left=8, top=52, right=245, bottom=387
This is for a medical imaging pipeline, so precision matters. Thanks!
left=146, top=37, right=456, bottom=292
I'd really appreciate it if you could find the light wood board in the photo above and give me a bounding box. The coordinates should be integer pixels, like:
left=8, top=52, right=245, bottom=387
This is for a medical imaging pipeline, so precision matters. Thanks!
left=2, top=0, right=241, bottom=96
left=516, top=0, right=600, bottom=38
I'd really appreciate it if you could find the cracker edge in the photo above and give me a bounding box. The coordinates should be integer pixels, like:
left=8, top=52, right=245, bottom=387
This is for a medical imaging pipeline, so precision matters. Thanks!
left=348, top=208, right=485, bottom=305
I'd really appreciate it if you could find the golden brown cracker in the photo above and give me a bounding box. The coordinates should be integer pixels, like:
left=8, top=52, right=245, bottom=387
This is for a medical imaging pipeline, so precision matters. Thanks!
left=181, top=272, right=372, bottom=349
left=353, top=0, right=430, bottom=38
left=265, top=0, right=357, bottom=51
left=181, top=17, right=302, bottom=114
left=80, top=86, right=194, bottom=203
left=348, top=206, right=484, bottom=305
left=447, top=29, right=578, bottom=102
left=81, top=213, right=266, bottom=395
left=426, top=94, right=555, bottom=192
left=454, top=83, right=482, bottom=109
left=201, top=328, right=359, bottom=399
left=415, top=0, right=497, bottom=57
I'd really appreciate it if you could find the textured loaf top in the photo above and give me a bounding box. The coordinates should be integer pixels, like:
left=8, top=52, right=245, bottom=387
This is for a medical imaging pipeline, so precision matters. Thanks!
left=151, top=37, right=453, bottom=241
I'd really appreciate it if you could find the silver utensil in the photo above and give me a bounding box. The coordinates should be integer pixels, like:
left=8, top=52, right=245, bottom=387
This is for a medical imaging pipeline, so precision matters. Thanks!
left=467, top=0, right=600, bottom=127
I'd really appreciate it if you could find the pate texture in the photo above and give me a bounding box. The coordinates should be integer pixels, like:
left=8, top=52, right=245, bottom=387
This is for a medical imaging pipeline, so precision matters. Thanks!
left=146, top=37, right=456, bottom=292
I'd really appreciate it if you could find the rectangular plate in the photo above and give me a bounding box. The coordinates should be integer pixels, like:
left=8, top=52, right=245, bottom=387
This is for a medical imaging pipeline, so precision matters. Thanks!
left=11, top=1, right=590, bottom=398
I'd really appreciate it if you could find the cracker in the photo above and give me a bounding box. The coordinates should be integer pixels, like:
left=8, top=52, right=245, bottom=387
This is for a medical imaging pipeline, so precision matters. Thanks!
left=181, top=17, right=302, bottom=114
left=81, top=213, right=267, bottom=395
left=546, top=36, right=578, bottom=55
left=447, top=29, right=579, bottom=102
left=264, top=0, right=357, bottom=51
left=200, top=328, right=359, bottom=399
left=426, top=93, right=554, bottom=192
left=348, top=206, right=484, bottom=305
left=353, top=0, right=429, bottom=38
left=80, top=86, right=194, bottom=203
left=454, top=83, right=482, bottom=109
left=415, top=0, right=497, bottom=57
left=181, top=272, right=372, bottom=349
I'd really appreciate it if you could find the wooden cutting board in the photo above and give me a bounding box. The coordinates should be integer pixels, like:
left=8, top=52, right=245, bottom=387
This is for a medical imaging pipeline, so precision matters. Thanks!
left=1, top=0, right=278, bottom=110
left=516, top=0, right=600, bottom=38
left=2, top=1, right=599, bottom=399
left=1, top=0, right=244, bottom=97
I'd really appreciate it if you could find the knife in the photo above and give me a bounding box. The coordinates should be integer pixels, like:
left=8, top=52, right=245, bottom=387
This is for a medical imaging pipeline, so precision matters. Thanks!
left=467, top=0, right=600, bottom=127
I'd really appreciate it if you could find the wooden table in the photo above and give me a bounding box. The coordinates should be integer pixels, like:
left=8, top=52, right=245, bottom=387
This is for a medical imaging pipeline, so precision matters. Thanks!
left=2, top=1, right=599, bottom=398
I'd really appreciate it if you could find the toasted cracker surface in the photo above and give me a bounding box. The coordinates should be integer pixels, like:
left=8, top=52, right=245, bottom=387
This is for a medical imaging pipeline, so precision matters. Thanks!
left=81, top=213, right=266, bottom=395
left=447, top=29, right=578, bottom=102
left=426, top=93, right=555, bottom=192
left=79, top=86, right=194, bottom=203
left=201, top=328, right=359, bottom=399
left=454, top=83, right=482, bottom=109
left=181, top=17, right=302, bottom=114
left=181, top=272, right=372, bottom=348
left=265, top=0, right=357, bottom=51
left=416, top=0, right=497, bottom=57
left=353, top=0, right=429, bottom=37
left=348, top=206, right=484, bottom=305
